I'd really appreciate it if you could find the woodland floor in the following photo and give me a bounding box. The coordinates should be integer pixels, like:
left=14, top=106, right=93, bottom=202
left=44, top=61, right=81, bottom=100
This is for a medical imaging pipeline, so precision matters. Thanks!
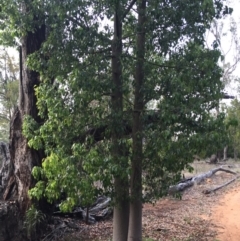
left=50, top=161, right=240, bottom=241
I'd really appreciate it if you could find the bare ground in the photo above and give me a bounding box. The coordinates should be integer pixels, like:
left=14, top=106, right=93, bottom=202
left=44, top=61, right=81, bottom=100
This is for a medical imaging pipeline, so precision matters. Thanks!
left=56, top=164, right=240, bottom=241
left=211, top=182, right=240, bottom=241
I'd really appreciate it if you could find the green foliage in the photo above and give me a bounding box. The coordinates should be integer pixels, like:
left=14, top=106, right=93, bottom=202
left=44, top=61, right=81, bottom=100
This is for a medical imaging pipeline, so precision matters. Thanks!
left=22, top=115, right=43, bottom=149
left=24, top=205, right=46, bottom=239
left=2, top=0, right=230, bottom=212
left=225, top=99, right=240, bottom=158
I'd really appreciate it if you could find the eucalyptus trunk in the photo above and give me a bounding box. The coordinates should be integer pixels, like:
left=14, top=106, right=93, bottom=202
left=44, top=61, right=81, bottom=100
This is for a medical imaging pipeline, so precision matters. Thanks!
left=234, top=147, right=238, bottom=160
left=111, top=7, right=130, bottom=241
left=223, top=145, right=228, bottom=160
left=128, top=1, right=146, bottom=240
left=3, top=4, right=45, bottom=219
left=11, top=29, right=44, bottom=209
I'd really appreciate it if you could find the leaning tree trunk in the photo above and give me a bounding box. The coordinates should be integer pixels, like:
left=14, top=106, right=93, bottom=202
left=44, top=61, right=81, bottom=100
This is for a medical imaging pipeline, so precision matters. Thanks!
left=0, top=11, right=46, bottom=241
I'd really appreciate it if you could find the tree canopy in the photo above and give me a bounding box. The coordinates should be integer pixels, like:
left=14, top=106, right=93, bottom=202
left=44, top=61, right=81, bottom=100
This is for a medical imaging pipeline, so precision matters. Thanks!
left=225, top=99, right=240, bottom=159
left=0, top=0, right=231, bottom=240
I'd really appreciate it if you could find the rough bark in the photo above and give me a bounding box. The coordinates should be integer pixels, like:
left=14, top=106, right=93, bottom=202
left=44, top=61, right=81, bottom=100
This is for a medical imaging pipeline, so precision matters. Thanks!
left=128, top=1, right=146, bottom=240
left=0, top=142, right=11, bottom=198
left=0, top=201, right=26, bottom=241
left=3, top=23, right=46, bottom=211
left=0, top=6, right=46, bottom=240
left=111, top=6, right=130, bottom=241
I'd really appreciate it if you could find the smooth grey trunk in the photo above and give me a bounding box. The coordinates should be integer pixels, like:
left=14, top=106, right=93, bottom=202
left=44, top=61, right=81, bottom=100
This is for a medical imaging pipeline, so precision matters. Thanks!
left=223, top=145, right=228, bottom=160
left=111, top=6, right=130, bottom=241
left=113, top=178, right=129, bottom=241
left=128, top=1, right=146, bottom=241
left=234, top=147, right=238, bottom=160
left=113, top=194, right=129, bottom=241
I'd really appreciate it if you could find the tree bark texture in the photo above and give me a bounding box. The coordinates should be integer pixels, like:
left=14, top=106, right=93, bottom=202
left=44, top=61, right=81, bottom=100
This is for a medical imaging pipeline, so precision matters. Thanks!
left=0, top=200, right=24, bottom=241
left=0, top=6, right=45, bottom=241
left=3, top=11, right=46, bottom=215
left=128, top=1, right=146, bottom=240
left=0, top=142, right=11, bottom=197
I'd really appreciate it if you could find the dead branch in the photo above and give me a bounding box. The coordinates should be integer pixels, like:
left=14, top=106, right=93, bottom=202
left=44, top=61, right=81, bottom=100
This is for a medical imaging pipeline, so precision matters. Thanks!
left=203, top=176, right=238, bottom=194
left=169, top=166, right=237, bottom=194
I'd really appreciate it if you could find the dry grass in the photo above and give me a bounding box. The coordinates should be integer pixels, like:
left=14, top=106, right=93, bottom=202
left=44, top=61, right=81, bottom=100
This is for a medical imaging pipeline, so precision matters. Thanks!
left=184, top=159, right=240, bottom=177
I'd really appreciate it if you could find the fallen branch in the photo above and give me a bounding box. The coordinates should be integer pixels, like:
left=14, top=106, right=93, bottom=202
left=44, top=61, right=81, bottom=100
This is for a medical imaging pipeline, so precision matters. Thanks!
left=202, top=176, right=238, bottom=194
left=169, top=166, right=237, bottom=194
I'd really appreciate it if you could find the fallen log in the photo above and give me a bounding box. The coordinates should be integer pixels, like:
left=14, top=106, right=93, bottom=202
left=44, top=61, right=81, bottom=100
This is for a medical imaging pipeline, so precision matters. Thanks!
left=53, top=196, right=112, bottom=223
left=169, top=166, right=237, bottom=194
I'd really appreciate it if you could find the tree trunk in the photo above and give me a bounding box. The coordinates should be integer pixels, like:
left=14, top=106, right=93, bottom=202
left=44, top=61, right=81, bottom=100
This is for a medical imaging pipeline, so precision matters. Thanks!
left=128, top=1, right=146, bottom=240
left=0, top=6, right=46, bottom=240
left=113, top=182, right=129, bottom=241
left=234, top=147, right=238, bottom=160
left=111, top=6, right=130, bottom=241
left=4, top=23, right=46, bottom=211
left=209, top=154, right=218, bottom=164
left=223, top=145, right=228, bottom=161
left=0, top=142, right=10, bottom=197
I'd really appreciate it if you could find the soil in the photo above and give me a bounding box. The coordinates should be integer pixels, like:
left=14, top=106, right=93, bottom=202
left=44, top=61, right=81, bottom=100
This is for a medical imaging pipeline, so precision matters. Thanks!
left=211, top=184, right=240, bottom=241
left=53, top=168, right=240, bottom=241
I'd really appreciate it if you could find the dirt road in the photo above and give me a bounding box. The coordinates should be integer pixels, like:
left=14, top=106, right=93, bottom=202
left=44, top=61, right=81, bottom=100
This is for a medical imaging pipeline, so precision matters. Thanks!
left=59, top=170, right=240, bottom=241
left=211, top=186, right=240, bottom=241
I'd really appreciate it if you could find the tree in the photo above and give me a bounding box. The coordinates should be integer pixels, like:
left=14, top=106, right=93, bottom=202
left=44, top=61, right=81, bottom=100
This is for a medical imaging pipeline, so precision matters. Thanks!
left=206, top=3, right=239, bottom=159
left=0, top=48, right=19, bottom=142
left=207, top=8, right=239, bottom=86
left=25, top=1, right=229, bottom=240
left=0, top=1, right=46, bottom=240
left=225, top=99, right=240, bottom=159
left=1, top=0, right=230, bottom=241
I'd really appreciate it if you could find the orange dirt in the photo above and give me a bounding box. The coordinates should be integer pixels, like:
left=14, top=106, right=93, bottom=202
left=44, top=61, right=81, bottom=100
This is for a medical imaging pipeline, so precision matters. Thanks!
left=58, top=171, right=240, bottom=241
left=211, top=186, right=240, bottom=241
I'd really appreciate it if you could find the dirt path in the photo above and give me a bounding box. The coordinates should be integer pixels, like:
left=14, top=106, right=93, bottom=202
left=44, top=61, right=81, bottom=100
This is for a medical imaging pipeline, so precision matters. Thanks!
left=211, top=185, right=240, bottom=241
left=58, top=170, right=240, bottom=241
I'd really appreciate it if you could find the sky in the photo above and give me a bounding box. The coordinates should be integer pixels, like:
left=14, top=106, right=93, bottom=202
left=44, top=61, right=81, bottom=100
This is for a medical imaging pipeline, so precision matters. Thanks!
left=4, top=0, right=240, bottom=101
left=208, top=0, right=240, bottom=99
